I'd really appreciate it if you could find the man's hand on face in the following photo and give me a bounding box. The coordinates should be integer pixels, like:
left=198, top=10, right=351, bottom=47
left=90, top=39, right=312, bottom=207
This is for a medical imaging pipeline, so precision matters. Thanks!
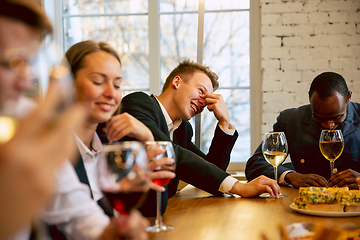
left=329, top=169, right=360, bottom=189
left=202, top=93, right=230, bottom=130
left=284, top=172, right=330, bottom=188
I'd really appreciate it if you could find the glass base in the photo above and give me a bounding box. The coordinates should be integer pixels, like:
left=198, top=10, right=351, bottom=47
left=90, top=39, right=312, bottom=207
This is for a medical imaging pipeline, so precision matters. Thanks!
left=147, top=223, right=174, bottom=232
left=259, top=193, right=288, bottom=198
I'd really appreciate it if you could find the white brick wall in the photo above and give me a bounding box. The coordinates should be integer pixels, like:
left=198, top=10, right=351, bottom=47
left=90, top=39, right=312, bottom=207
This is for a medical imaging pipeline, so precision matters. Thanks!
left=261, top=2, right=303, bottom=14
left=260, top=0, right=360, bottom=134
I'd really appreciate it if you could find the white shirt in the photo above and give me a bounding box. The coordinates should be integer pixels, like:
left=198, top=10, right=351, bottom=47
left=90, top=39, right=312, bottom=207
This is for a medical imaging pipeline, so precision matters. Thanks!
left=74, top=133, right=103, bottom=201
left=8, top=100, right=109, bottom=240
left=279, top=170, right=294, bottom=185
left=154, top=96, right=238, bottom=193
left=41, top=161, right=110, bottom=240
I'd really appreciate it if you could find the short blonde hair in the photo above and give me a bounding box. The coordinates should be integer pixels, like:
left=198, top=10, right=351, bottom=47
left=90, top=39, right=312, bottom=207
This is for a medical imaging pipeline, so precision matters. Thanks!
left=162, top=59, right=219, bottom=92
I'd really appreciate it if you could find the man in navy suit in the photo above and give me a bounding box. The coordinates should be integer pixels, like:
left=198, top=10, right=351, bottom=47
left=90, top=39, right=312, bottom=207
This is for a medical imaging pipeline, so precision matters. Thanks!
left=246, top=72, right=360, bottom=189
left=105, top=59, right=281, bottom=217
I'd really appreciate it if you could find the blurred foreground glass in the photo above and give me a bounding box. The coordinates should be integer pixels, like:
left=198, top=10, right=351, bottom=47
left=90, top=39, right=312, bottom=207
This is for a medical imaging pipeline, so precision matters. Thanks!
left=319, top=130, right=344, bottom=178
left=97, top=142, right=150, bottom=215
left=145, top=141, right=176, bottom=232
left=0, top=44, right=75, bottom=143
left=262, top=132, right=288, bottom=198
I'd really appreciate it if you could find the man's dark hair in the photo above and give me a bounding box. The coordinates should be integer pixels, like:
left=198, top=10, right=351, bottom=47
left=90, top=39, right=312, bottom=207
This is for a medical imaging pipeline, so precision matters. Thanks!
left=308, top=72, right=349, bottom=101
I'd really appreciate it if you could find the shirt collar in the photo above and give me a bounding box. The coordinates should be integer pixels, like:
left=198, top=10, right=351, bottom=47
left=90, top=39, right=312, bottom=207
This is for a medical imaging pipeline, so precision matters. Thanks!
left=154, top=96, right=182, bottom=134
left=74, top=132, right=103, bottom=156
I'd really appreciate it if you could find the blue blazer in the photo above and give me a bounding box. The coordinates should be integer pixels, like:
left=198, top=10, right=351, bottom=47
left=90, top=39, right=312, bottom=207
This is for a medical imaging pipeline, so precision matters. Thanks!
left=246, top=102, right=360, bottom=181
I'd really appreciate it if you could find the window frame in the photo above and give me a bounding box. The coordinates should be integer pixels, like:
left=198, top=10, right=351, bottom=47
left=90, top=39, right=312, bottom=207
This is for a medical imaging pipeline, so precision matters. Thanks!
left=43, top=0, right=262, bottom=172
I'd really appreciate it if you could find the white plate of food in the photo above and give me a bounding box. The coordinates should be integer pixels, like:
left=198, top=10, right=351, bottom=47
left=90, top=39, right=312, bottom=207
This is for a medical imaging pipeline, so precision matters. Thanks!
left=290, top=203, right=360, bottom=217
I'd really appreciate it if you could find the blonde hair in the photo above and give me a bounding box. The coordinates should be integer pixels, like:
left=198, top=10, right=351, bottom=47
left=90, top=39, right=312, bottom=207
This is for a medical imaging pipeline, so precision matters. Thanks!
left=65, top=40, right=121, bottom=77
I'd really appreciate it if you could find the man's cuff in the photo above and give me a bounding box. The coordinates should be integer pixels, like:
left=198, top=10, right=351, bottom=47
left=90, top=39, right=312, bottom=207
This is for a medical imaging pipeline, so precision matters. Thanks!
left=218, top=175, right=238, bottom=193
left=279, top=170, right=294, bottom=185
left=218, top=123, right=236, bottom=136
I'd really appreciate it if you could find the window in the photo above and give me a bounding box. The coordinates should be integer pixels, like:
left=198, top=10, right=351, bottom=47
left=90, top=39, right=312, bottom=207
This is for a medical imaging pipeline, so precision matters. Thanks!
left=62, top=0, right=150, bottom=93
left=45, top=0, right=254, bottom=170
left=158, top=1, right=250, bottom=165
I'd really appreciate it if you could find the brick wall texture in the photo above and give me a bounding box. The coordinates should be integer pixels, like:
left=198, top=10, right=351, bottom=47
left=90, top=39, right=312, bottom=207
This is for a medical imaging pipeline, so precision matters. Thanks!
left=260, top=0, right=360, bottom=134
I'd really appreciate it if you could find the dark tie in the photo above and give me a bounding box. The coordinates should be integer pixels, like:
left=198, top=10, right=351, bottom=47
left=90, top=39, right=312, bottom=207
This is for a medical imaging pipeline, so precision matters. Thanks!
left=74, top=154, right=114, bottom=218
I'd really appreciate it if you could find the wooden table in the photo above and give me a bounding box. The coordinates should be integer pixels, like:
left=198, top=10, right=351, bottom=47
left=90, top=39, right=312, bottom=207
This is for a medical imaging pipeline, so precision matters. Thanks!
left=148, top=185, right=360, bottom=240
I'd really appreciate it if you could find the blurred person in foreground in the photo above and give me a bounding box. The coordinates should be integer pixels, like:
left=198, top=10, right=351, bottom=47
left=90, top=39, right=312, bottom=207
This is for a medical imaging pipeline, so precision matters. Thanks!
left=0, top=1, right=153, bottom=239
left=102, top=59, right=281, bottom=217
left=42, top=40, right=175, bottom=240
left=246, top=72, right=360, bottom=189
left=0, top=0, right=86, bottom=239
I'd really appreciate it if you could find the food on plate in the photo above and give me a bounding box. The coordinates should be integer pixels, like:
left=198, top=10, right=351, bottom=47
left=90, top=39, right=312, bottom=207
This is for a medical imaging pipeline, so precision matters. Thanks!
left=294, top=187, right=360, bottom=212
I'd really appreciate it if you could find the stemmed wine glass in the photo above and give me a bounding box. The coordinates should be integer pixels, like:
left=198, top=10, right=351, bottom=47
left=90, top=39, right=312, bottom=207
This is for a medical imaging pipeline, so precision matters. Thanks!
left=319, top=130, right=344, bottom=178
left=97, top=141, right=150, bottom=215
left=145, top=141, right=176, bottom=232
left=262, top=132, right=288, bottom=198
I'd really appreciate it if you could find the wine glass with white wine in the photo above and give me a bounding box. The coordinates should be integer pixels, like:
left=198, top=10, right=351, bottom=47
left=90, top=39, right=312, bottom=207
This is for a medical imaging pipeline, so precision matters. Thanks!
left=319, top=130, right=344, bottom=178
left=262, top=132, right=288, bottom=198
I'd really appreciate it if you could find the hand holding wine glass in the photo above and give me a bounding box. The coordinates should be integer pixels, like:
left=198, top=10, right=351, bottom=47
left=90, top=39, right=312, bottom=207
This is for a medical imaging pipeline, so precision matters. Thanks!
left=97, top=141, right=150, bottom=215
left=0, top=81, right=86, bottom=240
left=147, top=148, right=176, bottom=192
left=262, top=132, right=288, bottom=198
left=145, top=141, right=176, bottom=232
left=319, top=130, right=344, bottom=178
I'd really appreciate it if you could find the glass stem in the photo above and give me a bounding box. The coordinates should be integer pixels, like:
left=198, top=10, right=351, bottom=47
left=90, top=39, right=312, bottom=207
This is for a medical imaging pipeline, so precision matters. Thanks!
left=155, top=191, right=162, bottom=226
left=330, top=161, right=334, bottom=177
left=274, top=166, right=278, bottom=183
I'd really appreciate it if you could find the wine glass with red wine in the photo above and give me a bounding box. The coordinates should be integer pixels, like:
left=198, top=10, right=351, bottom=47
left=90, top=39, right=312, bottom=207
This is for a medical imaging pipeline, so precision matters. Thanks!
left=145, top=141, right=176, bottom=232
left=97, top=141, right=150, bottom=215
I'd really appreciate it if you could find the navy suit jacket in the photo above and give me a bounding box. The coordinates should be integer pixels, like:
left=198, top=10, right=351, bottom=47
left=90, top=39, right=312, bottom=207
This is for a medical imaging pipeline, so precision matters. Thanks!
left=120, top=92, right=238, bottom=217
left=246, top=102, right=360, bottom=181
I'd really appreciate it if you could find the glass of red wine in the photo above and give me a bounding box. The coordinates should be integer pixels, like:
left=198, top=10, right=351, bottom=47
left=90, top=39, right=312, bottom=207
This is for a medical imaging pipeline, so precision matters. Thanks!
left=97, top=141, right=150, bottom=215
left=145, top=141, right=176, bottom=232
